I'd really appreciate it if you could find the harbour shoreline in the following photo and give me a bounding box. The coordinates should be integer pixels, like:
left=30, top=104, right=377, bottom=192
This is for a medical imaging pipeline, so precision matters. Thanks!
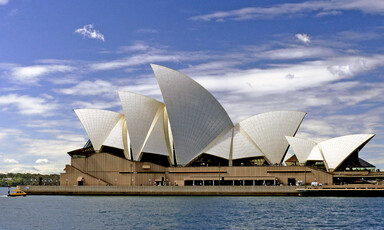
left=18, top=185, right=384, bottom=196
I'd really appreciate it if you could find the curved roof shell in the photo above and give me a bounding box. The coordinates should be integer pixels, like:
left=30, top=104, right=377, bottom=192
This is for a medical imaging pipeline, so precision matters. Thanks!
left=285, top=136, right=318, bottom=164
left=118, top=91, right=165, bottom=161
left=151, top=64, right=233, bottom=165
left=306, top=146, right=323, bottom=162
left=232, top=124, right=263, bottom=160
left=204, top=127, right=233, bottom=160
left=142, top=106, right=173, bottom=160
left=103, top=116, right=127, bottom=150
left=75, top=109, right=124, bottom=152
left=319, top=134, right=375, bottom=170
left=239, top=111, right=306, bottom=164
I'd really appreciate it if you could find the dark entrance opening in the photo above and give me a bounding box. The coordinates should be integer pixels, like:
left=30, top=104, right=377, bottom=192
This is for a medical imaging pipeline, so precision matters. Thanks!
left=288, top=178, right=296, bottom=186
left=101, top=146, right=126, bottom=159
left=188, top=153, right=229, bottom=166
left=140, top=152, right=171, bottom=167
left=233, top=157, right=268, bottom=166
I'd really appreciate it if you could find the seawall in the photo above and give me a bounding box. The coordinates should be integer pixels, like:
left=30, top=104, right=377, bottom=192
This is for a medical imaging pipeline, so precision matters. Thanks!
left=18, top=185, right=384, bottom=196
left=18, top=185, right=299, bottom=196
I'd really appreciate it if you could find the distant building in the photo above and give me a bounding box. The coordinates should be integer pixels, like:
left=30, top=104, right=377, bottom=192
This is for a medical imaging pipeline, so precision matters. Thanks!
left=61, top=64, right=382, bottom=186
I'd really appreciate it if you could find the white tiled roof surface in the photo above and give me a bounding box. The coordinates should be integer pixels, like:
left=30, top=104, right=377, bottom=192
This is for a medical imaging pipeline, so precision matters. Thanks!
left=151, top=64, right=233, bottom=165
left=307, top=146, right=323, bottom=161
left=119, top=91, right=164, bottom=161
left=75, top=109, right=123, bottom=152
left=142, top=106, right=172, bottom=158
left=285, top=136, right=318, bottom=164
left=232, top=124, right=263, bottom=160
left=319, top=134, right=375, bottom=170
left=204, top=128, right=232, bottom=159
left=239, top=111, right=306, bottom=164
left=103, top=116, right=127, bottom=151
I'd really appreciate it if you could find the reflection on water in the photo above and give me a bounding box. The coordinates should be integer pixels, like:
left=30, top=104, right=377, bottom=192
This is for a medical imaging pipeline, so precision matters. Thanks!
left=0, top=187, right=383, bottom=230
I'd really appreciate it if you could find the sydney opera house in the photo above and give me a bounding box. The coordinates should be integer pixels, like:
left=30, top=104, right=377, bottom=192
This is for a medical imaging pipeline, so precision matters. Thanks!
left=61, top=64, right=381, bottom=187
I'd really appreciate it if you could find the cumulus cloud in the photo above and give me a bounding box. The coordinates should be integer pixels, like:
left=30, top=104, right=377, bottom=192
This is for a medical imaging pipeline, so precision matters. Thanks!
left=3, top=158, right=18, bottom=164
left=190, top=0, right=384, bottom=21
left=75, top=24, right=105, bottom=41
left=35, top=158, right=49, bottom=164
left=10, top=65, right=73, bottom=84
left=0, top=94, right=58, bottom=115
left=295, top=33, right=311, bottom=44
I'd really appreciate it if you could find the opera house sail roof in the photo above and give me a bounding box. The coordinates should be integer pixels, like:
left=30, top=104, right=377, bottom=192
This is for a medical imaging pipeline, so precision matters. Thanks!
left=286, top=134, right=375, bottom=171
left=72, top=64, right=375, bottom=171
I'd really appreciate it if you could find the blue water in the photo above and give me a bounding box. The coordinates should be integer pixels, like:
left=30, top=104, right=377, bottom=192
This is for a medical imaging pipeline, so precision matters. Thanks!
left=1, top=187, right=383, bottom=230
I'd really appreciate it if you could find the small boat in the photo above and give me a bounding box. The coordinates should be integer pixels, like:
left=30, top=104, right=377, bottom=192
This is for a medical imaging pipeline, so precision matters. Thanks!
left=8, top=189, right=27, bottom=197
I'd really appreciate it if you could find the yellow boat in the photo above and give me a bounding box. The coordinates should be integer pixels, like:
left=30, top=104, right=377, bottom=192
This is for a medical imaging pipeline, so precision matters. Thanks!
left=8, top=189, right=27, bottom=197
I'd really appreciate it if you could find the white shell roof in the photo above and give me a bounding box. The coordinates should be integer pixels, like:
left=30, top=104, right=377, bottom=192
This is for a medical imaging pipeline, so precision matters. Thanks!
left=103, top=116, right=127, bottom=150
left=239, top=111, right=306, bottom=164
left=285, top=136, right=318, bottom=164
left=119, top=91, right=164, bottom=161
left=319, top=134, right=375, bottom=170
left=307, top=146, right=323, bottom=161
left=151, top=64, right=233, bottom=165
left=232, top=125, right=263, bottom=160
left=75, top=109, right=124, bottom=152
left=204, top=128, right=232, bottom=159
left=165, top=108, right=175, bottom=164
left=142, top=107, right=172, bottom=158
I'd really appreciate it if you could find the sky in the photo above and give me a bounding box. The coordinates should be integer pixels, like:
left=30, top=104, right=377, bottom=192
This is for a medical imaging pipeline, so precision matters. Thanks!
left=0, top=0, right=384, bottom=174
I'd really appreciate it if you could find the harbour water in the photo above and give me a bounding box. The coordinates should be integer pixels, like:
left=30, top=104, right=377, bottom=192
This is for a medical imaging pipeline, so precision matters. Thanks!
left=1, top=187, right=383, bottom=230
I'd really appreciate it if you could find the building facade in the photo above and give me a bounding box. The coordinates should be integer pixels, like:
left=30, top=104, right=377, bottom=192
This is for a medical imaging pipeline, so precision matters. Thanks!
left=61, top=64, right=381, bottom=186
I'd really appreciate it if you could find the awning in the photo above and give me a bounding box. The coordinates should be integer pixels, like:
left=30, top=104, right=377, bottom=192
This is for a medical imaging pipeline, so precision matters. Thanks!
left=77, top=176, right=84, bottom=182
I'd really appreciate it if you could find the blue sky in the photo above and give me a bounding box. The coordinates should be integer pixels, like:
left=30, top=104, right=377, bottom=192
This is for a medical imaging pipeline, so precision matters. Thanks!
left=1, top=0, right=384, bottom=173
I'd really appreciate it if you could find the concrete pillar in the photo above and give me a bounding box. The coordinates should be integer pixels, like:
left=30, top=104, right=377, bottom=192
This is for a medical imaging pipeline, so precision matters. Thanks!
left=203, top=180, right=205, bottom=186
left=192, top=180, right=195, bottom=186
left=253, top=180, right=255, bottom=186
left=243, top=180, right=245, bottom=186
left=233, top=180, right=235, bottom=186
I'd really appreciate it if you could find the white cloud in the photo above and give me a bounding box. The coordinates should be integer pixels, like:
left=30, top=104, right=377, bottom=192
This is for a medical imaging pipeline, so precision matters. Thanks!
left=21, top=137, right=86, bottom=158
left=0, top=128, right=22, bottom=140
left=75, top=24, right=105, bottom=41
left=0, top=0, right=9, bottom=5
left=10, top=65, right=73, bottom=84
left=3, top=158, right=18, bottom=164
left=118, top=42, right=153, bottom=53
left=260, top=46, right=334, bottom=59
left=316, top=10, right=342, bottom=17
left=35, top=158, right=49, bottom=164
left=0, top=94, right=58, bottom=115
left=192, top=55, right=384, bottom=96
left=90, top=53, right=181, bottom=71
left=8, top=166, right=38, bottom=173
left=89, top=41, right=213, bottom=71
left=71, top=100, right=122, bottom=110
left=58, top=78, right=161, bottom=101
left=295, top=33, right=311, bottom=44
left=135, top=29, right=158, bottom=34
left=189, top=0, right=384, bottom=21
